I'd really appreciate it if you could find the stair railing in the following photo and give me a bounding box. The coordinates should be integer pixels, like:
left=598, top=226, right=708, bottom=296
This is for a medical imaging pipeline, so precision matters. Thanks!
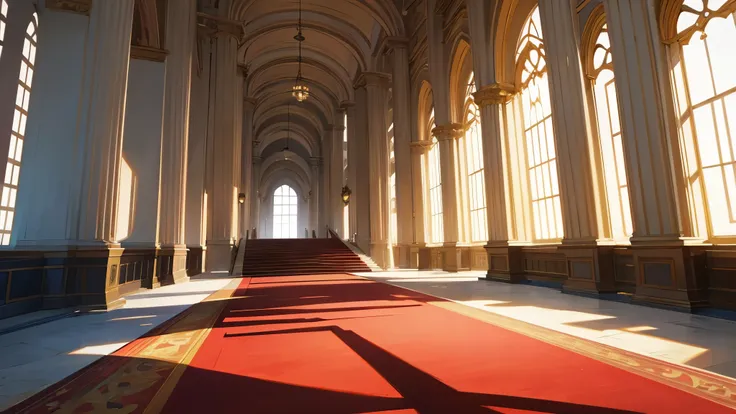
left=229, top=238, right=246, bottom=276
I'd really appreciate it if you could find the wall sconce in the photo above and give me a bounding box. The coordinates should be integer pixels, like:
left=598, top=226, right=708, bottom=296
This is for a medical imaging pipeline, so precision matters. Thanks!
left=341, top=185, right=352, bottom=205
left=238, top=193, right=246, bottom=204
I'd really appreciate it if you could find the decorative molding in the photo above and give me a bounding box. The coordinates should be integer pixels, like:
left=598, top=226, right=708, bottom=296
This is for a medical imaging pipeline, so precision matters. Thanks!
left=353, top=71, right=392, bottom=89
left=472, top=83, right=517, bottom=106
left=197, top=12, right=244, bottom=40
left=410, top=140, right=433, bottom=154
left=339, top=100, right=355, bottom=109
left=45, top=0, right=91, bottom=14
left=130, top=45, right=169, bottom=62
left=431, top=123, right=464, bottom=141
left=580, top=4, right=607, bottom=78
left=327, top=124, right=346, bottom=132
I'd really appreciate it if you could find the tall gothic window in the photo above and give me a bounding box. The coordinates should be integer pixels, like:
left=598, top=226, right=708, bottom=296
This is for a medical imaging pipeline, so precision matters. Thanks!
left=0, top=1, right=8, bottom=58
left=463, top=74, right=487, bottom=242
left=516, top=7, right=563, bottom=241
left=1, top=13, right=37, bottom=245
left=426, top=109, right=444, bottom=243
left=272, top=185, right=297, bottom=238
left=670, top=1, right=736, bottom=238
left=589, top=23, right=632, bottom=241
left=343, top=113, right=349, bottom=238
left=389, top=123, right=397, bottom=246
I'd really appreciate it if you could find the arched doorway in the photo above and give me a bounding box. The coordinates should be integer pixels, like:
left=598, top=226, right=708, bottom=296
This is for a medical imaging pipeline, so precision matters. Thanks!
left=273, top=184, right=298, bottom=238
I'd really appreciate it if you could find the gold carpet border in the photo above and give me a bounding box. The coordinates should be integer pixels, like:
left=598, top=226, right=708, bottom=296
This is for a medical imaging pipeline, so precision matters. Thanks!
left=15, top=278, right=242, bottom=414
left=428, top=299, right=736, bottom=410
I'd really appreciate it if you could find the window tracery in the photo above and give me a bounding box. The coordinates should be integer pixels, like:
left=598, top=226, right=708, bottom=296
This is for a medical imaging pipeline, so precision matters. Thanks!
left=588, top=23, right=633, bottom=241
left=669, top=1, right=736, bottom=237
left=516, top=7, right=563, bottom=241
left=1, top=13, right=38, bottom=245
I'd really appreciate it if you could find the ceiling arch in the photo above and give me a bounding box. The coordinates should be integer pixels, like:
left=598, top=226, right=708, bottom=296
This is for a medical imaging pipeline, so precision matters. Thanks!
left=226, top=0, right=404, bottom=190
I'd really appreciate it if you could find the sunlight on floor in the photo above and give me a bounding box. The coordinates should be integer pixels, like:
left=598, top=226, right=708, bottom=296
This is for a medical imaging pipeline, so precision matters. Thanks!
left=70, top=342, right=129, bottom=356
left=456, top=300, right=709, bottom=365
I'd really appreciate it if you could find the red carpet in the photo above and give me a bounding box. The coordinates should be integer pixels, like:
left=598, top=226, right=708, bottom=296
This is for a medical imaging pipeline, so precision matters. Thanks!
left=160, top=274, right=735, bottom=414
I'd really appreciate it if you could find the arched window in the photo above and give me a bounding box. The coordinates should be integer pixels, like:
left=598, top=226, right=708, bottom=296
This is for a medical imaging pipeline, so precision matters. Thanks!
left=516, top=7, right=563, bottom=241
left=1, top=13, right=37, bottom=245
left=426, top=108, right=444, bottom=243
left=668, top=1, right=736, bottom=238
left=272, top=185, right=297, bottom=239
left=0, top=1, right=8, bottom=58
left=389, top=123, right=397, bottom=247
left=463, top=74, right=487, bottom=242
left=343, top=112, right=349, bottom=238
left=587, top=22, right=632, bottom=241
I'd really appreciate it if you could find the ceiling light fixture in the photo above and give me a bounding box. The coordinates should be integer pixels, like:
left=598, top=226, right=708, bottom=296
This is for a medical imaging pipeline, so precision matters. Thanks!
left=292, top=0, right=309, bottom=102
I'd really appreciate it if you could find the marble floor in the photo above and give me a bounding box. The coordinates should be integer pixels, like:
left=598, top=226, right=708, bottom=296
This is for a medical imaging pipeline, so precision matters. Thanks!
left=0, top=274, right=235, bottom=411
left=357, top=270, right=736, bottom=380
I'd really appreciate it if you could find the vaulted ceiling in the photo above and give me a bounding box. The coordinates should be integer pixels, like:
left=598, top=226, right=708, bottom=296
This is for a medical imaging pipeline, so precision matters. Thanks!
left=222, top=0, right=406, bottom=185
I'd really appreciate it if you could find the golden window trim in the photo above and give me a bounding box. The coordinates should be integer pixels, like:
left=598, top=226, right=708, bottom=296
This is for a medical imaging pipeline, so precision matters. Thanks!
left=515, top=41, right=548, bottom=90
left=659, top=0, right=736, bottom=44
left=580, top=4, right=608, bottom=78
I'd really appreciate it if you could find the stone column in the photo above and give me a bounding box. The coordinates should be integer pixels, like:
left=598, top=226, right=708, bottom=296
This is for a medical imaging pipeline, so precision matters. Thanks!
left=432, top=123, right=466, bottom=272
left=604, top=0, right=706, bottom=308
left=537, top=1, right=612, bottom=293
left=206, top=27, right=241, bottom=271
left=329, top=122, right=346, bottom=237
left=251, top=155, right=262, bottom=238
left=388, top=38, right=414, bottom=268
left=14, top=0, right=135, bottom=308
left=358, top=72, right=391, bottom=269
left=472, top=84, right=529, bottom=282
left=240, top=97, right=256, bottom=238
left=409, top=140, right=431, bottom=268
left=310, top=157, right=321, bottom=234
left=157, top=0, right=197, bottom=284
left=321, top=130, right=332, bottom=234
left=343, top=101, right=358, bottom=242
left=352, top=86, right=371, bottom=253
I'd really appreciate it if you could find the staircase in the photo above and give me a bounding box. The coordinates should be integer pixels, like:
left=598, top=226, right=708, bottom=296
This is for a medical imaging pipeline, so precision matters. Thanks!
left=241, top=237, right=372, bottom=276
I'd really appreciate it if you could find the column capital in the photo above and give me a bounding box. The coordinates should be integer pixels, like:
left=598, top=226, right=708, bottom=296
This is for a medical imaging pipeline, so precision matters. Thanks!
left=197, top=13, right=244, bottom=39
left=244, top=96, right=257, bottom=106
left=354, top=72, right=391, bottom=89
left=309, top=157, right=322, bottom=167
left=380, top=36, right=410, bottom=52
left=327, top=124, right=346, bottom=132
left=340, top=101, right=355, bottom=109
left=46, top=0, right=91, bottom=14
left=238, top=64, right=249, bottom=77
left=431, top=123, right=464, bottom=141
left=252, top=155, right=263, bottom=165
left=472, top=83, right=517, bottom=107
left=410, top=140, right=433, bottom=154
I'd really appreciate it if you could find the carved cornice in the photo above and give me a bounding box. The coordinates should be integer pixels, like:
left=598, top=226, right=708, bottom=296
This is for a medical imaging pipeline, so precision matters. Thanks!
left=46, top=0, right=91, bottom=14
left=353, top=72, right=391, bottom=89
left=432, top=123, right=464, bottom=141
left=130, top=45, right=169, bottom=63
left=197, top=12, right=244, bottom=40
left=376, top=36, right=410, bottom=55
left=472, top=83, right=517, bottom=106
left=410, top=140, right=433, bottom=154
